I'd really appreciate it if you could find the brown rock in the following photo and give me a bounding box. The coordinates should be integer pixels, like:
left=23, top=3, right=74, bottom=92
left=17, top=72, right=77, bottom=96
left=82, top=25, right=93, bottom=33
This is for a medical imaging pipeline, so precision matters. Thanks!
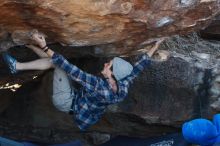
left=200, top=14, right=220, bottom=40
left=0, top=33, right=220, bottom=144
left=0, top=0, right=219, bottom=55
left=0, top=0, right=220, bottom=143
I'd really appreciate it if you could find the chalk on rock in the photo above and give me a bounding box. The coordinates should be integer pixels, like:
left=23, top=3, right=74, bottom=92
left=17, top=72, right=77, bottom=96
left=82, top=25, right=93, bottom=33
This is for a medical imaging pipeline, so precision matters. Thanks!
left=156, top=17, right=174, bottom=28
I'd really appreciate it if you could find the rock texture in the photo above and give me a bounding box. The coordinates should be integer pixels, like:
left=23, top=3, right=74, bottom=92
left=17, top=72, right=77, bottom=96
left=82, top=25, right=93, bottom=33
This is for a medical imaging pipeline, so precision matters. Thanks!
left=0, top=0, right=220, bottom=145
left=201, top=14, right=220, bottom=40
left=0, top=34, right=220, bottom=145
left=0, top=0, right=219, bottom=55
left=0, top=57, right=193, bottom=145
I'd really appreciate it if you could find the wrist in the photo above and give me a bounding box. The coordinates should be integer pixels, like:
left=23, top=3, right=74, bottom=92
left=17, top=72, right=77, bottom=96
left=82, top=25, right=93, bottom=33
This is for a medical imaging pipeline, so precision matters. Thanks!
left=47, top=49, right=54, bottom=57
left=42, top=45, right=48, bottom=51
left=43, top=47, right=49, bottom=53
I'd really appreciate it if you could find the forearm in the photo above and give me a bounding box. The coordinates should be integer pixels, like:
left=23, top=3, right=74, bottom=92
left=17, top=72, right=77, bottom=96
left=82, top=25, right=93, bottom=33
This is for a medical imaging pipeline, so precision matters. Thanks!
left=45, top=48, right=54, bottom=58
left=125, top=54, right=151, bottom=83
left=147, top=44, right=159, bottom=57
left=133, top=54, right=151, bottom=72
left=110, top=82, right=128, bottom=104
left=51, top=53, right=100, bottom=90
left=51, top=53, right=79, bottom=75
left=147, top=38, right=165, bottom=57
left=30, top=32, right=100, bottom=90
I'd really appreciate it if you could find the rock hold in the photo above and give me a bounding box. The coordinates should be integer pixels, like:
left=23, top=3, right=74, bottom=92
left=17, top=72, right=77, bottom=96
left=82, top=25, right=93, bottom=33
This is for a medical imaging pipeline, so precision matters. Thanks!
left=0, top=0, right=219, bottom=55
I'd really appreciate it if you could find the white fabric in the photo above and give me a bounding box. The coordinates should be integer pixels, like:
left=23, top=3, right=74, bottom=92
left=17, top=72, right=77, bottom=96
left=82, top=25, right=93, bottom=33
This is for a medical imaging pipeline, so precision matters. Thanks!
left=113, top=57, right=133, bottom=81
left=52, top=67, right=74, bottom=113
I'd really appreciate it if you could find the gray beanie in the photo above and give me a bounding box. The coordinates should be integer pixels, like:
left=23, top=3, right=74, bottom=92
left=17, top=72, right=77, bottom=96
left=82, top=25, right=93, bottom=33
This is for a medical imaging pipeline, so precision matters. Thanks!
left=113, top=57, right=133, bottom=81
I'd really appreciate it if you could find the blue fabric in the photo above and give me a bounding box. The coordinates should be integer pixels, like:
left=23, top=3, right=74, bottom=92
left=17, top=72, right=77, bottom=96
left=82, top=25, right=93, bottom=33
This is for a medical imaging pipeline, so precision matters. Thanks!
left=2, top=52, right=17, bottom=74
left=182, top=114, right=220, bottom=146
left=213, top=114, right=220, bottom=133
left=52, top=53, right=150, bottom=130
left=0, top=137, right=23, bottom=146
left=213, top=114, right=220, bottom=144
left=182, top=119, right=217, bottom=145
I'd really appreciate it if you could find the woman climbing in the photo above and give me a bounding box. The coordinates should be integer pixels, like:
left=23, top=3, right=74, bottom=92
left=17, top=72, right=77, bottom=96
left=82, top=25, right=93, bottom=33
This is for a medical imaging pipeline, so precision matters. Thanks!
left=2, top=31, right=166, bottom=130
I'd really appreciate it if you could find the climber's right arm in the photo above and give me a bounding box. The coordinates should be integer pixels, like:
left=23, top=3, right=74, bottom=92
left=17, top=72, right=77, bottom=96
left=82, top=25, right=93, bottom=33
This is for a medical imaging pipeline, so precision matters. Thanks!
left=31, top=32, right=103, bottom=91
left=147, top=39, right=164, bottom=57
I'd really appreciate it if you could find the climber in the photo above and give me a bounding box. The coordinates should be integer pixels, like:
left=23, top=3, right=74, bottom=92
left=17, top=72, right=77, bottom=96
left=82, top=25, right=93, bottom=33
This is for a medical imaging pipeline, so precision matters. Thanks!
left=2, top=31, right=166, bottom=130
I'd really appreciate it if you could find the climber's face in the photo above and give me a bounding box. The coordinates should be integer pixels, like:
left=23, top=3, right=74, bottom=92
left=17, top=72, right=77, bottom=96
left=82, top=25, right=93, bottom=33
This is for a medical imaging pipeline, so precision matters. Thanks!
left=101, top=60, right=113, bottom=78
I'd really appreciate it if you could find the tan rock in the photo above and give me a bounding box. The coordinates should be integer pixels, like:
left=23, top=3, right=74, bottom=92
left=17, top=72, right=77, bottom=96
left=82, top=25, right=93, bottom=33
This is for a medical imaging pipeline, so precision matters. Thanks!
left=0, top=0, right=219, bottom=55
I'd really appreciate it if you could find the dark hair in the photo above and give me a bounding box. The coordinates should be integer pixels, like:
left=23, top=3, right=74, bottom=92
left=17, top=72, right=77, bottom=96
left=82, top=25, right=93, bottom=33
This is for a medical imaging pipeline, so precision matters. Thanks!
left=110, top=65, right=113, bottom=71
left=110, top=61, right=117, bottom=80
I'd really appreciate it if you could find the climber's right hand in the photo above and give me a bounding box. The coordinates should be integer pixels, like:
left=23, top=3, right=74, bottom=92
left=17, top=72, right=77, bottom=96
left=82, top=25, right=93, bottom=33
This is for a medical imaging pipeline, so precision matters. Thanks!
left=30, top=30, right=47, bottom=49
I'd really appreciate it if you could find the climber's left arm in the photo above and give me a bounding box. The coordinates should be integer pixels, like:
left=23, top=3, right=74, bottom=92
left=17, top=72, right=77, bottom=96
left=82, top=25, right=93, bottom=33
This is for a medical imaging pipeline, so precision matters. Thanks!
left=51, top=52, right=103, bottom=91
left=120, top=39, right=164, bottom=85
left=31, top=32, right=103, bottom=91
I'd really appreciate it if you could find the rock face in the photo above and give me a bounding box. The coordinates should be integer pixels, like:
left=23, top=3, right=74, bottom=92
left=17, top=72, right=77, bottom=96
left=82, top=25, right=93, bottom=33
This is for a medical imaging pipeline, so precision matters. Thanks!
left=0, top=57, right=199, bottom=145
left=0, top=0, right=220, bottom=145
left=0, top=34, right=220, bottom=145
left=0, top=0, right=219, bottom=55
left=201, top=14, right=220, bottom=40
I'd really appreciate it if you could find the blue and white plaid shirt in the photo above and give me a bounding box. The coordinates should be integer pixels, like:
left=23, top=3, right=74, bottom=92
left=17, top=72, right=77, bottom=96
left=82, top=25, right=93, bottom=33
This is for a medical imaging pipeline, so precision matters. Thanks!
left=52, top=53, right=151, bottom=130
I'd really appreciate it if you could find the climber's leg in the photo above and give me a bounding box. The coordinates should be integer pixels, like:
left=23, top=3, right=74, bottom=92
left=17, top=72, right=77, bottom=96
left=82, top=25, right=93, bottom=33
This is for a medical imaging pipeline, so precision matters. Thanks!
left=16, top=58, right=54, bottom=71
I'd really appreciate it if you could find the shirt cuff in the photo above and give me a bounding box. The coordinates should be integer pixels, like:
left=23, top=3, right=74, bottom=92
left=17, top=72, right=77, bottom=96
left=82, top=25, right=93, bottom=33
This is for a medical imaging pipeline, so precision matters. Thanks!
left=52, top=52, right=59, bottom=60
left=51, top=52, right=63, bottom=66
left=143, top=54, right=151, bottom=67
left=142, top=53, right=150, bottom=60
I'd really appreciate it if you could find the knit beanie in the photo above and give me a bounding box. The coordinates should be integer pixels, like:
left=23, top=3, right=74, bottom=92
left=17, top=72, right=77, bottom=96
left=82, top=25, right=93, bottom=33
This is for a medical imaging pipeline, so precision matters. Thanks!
left=112, top=57, right=133, bottom=81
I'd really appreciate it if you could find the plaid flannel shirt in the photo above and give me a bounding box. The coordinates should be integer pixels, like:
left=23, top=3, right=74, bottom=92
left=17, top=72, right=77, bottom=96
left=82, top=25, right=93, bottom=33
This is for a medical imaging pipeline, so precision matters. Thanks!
left=52, top=53, right=151, bottom=130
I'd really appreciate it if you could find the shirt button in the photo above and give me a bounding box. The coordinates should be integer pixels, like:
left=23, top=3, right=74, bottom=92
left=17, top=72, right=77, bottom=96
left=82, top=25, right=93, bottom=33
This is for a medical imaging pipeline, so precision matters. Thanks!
left=59, top=78, right=62, bottom=82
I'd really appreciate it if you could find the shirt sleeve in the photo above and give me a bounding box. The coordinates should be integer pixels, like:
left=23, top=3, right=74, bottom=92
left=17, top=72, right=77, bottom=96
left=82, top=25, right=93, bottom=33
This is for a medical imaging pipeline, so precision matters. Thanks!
left=113, top=81, right=129, bottom=103
left=123, top=54, right=151, bottom=85
left=51, top=53, right=103, bottom=91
